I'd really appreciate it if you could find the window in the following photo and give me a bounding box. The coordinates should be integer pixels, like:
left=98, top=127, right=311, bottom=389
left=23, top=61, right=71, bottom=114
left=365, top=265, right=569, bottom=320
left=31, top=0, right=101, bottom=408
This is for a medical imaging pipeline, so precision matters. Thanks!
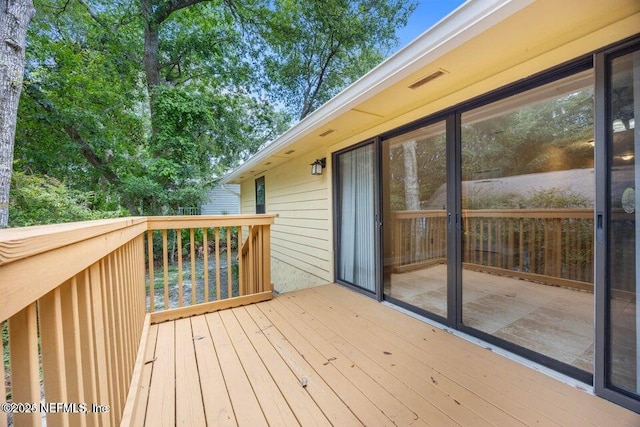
left=255, top=176, right=265, bottom=214
left=460, top=69, right=595, bottom=379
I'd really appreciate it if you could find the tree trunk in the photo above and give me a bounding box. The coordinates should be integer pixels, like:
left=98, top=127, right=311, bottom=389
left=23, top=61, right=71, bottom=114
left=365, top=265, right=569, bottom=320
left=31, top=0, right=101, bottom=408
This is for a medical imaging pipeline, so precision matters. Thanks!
left=0, top=0, right=35, bottom=228
left=403, top=140, right=420, bottom=210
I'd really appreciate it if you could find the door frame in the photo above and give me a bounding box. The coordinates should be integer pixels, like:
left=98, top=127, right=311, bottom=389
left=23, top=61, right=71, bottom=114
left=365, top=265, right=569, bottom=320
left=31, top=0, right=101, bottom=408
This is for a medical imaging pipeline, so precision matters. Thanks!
left=332, top=138, right=383, bottom=301
left=594, top=35, right=640, bottom=414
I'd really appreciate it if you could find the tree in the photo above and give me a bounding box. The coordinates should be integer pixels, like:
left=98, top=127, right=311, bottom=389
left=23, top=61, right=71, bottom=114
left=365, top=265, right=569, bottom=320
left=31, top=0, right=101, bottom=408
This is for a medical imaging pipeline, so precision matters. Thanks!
left=0, top=0, right=35, bottom=227
left=263, top=0, right=416, bottom=120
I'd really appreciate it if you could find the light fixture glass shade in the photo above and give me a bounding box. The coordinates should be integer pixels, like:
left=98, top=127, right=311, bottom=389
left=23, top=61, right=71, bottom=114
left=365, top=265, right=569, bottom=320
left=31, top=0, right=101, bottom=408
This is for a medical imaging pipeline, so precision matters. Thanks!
left=311, top=160, right=323, bottom=175
left=311, top=158, right=326, bottom=175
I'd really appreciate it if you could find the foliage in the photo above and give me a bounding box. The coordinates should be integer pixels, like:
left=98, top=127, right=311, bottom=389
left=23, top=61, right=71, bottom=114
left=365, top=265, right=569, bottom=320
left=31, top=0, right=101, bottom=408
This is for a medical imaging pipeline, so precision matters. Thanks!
left=8, top=170, right=125, bottom=227
left=11, top=0, right=414, bottom=224
left=461, top=88, right=594, bottom=180
left=263, top=0, right=417, bottom=120
left=461, top=188, right=590, bottom=210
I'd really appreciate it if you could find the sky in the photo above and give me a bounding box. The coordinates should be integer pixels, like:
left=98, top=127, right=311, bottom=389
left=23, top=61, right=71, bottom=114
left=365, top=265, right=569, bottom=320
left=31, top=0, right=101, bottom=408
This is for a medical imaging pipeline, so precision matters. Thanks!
left=394, top=0, right=467, bottom=53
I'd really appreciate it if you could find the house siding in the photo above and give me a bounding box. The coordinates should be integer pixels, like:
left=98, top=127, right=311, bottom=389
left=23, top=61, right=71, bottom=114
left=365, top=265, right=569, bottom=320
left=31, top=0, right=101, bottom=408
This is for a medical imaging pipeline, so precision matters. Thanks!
left=240, top=149, right=332, bottom=292
left=201, top=184, right=240, bottom=215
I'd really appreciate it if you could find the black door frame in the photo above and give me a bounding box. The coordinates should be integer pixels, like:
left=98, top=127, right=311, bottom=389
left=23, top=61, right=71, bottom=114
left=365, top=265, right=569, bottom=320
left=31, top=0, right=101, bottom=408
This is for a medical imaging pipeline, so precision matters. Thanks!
left=333, top=138, right=383, bottom=301
left=594, top=35, right=640, bottom=414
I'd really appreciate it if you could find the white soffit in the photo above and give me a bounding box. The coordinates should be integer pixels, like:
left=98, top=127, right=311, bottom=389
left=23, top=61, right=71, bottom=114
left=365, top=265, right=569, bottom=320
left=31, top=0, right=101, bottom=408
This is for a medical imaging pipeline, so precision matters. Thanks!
left=222, top=0, right=534, bottom=183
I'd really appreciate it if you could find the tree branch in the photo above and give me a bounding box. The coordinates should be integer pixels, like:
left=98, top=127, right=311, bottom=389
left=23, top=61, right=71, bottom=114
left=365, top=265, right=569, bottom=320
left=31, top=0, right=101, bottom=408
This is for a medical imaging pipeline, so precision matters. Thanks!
left=76, top=0, right=112, bottom=31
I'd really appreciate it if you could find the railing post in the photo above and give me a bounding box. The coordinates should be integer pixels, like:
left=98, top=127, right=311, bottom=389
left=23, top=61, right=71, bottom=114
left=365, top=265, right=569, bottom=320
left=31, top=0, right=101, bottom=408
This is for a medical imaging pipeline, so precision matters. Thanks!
left=263, top=224, right=272, bottom=292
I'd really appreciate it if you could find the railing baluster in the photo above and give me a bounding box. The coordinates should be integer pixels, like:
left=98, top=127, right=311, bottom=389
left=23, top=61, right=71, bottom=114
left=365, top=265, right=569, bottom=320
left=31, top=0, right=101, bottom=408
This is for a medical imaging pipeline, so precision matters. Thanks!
left=147, top=230, right=155, bottom=312
left=215, top=227, right=221, bottom=301
left=62, top=278, right=86, bottom=413
left=263, top=225, right=272, bottom=292
left=519, top=218, right=524, bottom=273
left=77, top=269, right=99, bottom=426
left=39, top=286, right=70, bottom=426
left=239, top=226, right=244, bottom=296
left=90, top=263, right=112, bottom=426
left=115, top=249, right=131, bottom=412
left=177, top=228, right=183, bottom=307
left=103, top=256, right=123, bottom=420
left=162, top=230, right=169, bottom=310
left=8, top=303, right=40, bottom=427
left=227, top=227, right=232, bottom=297
left=203, top=228, right=209, bottom=303
left=0, top=322, right=6, bottom=427
left=190, top=228, right=197, bottom=305
left=249, top=226, right=255, bottom=294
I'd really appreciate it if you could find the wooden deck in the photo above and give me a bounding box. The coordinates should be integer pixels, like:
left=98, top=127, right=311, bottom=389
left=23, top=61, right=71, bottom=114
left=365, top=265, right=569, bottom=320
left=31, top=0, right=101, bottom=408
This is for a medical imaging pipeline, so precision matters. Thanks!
left=132, top=284, right=640, bottom=426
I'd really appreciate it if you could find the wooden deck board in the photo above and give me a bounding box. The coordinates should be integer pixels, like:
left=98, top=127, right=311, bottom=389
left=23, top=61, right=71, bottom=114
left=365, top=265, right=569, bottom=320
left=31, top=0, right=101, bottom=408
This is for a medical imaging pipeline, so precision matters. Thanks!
left=138, top=284, right=640, bottom=427
left=175, top=318, right=206, bottom=426
left=190, top=315, right=236, bottom=426
left=256, top=300, right=399, bottom=427
left=218, top=309, right=300, bottom=426
left=145, top=321, right=175, bottom=426
left=245, top=303, right=363, bottom=426
left=233, top=307, right=332, bottom=427
left=205, top=311, right=268, bottom=427
left=263, top=297, right=429, bottom=427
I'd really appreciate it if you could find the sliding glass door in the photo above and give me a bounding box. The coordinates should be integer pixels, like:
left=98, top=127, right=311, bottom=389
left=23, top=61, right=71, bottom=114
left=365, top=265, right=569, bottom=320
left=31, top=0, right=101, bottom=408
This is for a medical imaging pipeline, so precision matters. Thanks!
left=382, top=121, right=449, bottom=320
left=460, top=70, right=595, bottom=380
left=596, top=42, right=640, bottom=412
left=335, top=142, right=378, bottom=293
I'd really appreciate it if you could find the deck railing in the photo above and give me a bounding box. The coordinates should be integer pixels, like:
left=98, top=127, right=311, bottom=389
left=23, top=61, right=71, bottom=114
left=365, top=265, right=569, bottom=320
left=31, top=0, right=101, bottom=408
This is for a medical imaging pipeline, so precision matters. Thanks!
left=392, top=209, right=594, bottom=291
left=0, top=214, right=275, bottom=426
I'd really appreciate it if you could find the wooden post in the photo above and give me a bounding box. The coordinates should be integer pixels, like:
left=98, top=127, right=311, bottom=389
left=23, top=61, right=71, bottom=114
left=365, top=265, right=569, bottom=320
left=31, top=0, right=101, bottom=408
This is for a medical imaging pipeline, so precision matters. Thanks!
left=263, top=225, right=272, bottom=292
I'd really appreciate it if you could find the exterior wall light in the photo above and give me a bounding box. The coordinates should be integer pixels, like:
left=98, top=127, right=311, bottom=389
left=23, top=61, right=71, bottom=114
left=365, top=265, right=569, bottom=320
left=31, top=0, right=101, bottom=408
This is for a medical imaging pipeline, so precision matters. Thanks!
left=311, top=158, right=326, bottom=175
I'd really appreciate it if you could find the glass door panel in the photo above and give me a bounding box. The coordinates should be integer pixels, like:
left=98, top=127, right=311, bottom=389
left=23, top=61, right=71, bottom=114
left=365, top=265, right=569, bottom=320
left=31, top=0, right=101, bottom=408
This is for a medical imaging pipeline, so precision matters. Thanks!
left=383, top=121, right=448, bottom=318
left=460, top=70, right=595, bottom=376
left=336, top=143, right=376, bottom=292
left=608, top=48, right=639, bottom=398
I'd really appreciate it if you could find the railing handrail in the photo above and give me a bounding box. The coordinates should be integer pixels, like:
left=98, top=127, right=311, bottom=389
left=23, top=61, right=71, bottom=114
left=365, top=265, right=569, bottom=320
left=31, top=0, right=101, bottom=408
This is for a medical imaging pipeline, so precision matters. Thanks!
left=147, top=214, right=277, bottom=230
left=0, top=217, right=146, bottom=266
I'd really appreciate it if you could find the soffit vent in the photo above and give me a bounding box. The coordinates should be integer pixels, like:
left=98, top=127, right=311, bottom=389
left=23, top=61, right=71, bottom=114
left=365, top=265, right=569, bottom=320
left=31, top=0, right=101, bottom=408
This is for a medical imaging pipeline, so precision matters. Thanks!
left=319, top=129, right=335, bottom=137
left=409, top=69, right=447, bottom=89
left=284, top=149, right=295, bottom=155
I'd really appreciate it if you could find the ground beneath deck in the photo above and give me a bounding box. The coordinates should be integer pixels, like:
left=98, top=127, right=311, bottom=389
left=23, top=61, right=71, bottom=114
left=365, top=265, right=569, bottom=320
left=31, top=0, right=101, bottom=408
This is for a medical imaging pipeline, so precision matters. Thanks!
left=133, top=284, right=639, bottom=426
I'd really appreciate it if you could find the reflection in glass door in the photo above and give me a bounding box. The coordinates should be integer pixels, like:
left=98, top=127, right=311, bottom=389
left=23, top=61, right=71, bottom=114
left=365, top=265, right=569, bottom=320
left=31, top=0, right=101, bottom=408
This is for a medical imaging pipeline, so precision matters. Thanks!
left=335, top=143, right=377, bottom=292
left=606, top=47, right=639, bottom=403
left=460, top=70, right=595, bottom=379
left=382, top=121, right=448, bottom=319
